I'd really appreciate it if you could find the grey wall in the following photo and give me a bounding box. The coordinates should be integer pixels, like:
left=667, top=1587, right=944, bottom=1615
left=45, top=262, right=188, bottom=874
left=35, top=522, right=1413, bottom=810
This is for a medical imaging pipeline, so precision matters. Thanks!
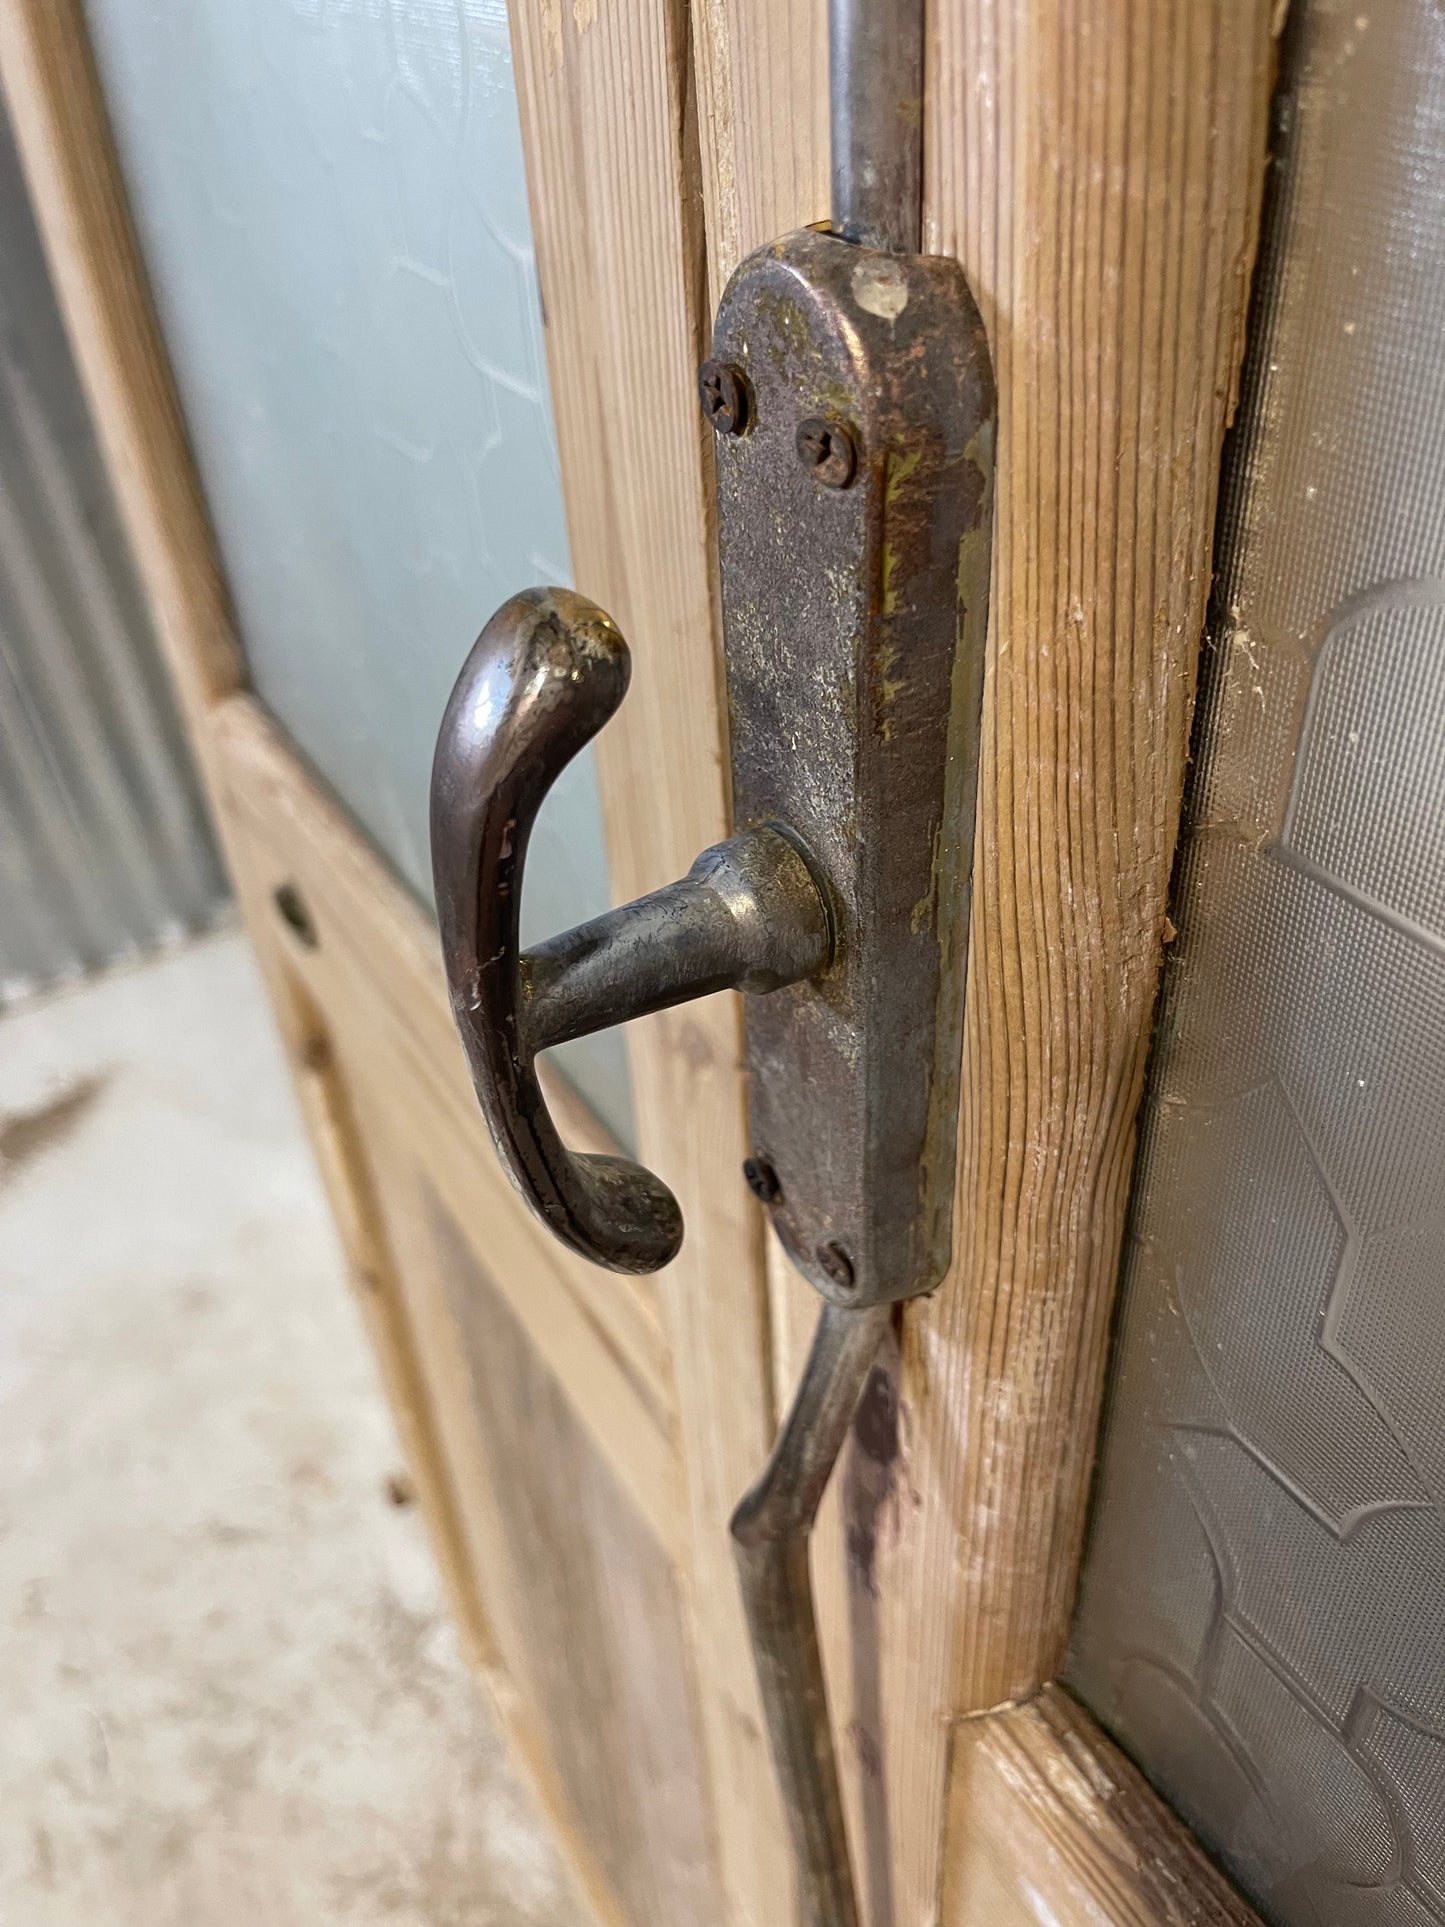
left=1068, top=4, right=1445, bottom=1922
left=0, top=98, right=225, bottom=1005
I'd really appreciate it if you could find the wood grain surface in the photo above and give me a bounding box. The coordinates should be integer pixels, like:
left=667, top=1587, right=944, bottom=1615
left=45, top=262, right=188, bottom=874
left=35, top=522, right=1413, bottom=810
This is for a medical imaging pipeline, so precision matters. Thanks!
left=694, top=2, right=1278, bottom=1919
left=691, top=0, right=828, bottom=304
left=942, top=1687, right=1262, bottom=1927
left=875, top=4, right=1279, bottom=1915
left=504, top=2, right=791, bottom=1918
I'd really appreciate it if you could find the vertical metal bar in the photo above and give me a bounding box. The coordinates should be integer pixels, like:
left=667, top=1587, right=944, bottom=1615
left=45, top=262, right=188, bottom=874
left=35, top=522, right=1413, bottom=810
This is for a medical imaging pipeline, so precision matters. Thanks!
left=731, top=14, right=935, bottom=1909
left=730, top=1301, right=892, bottom=1927
left=829, top=0, right=925, bottom=253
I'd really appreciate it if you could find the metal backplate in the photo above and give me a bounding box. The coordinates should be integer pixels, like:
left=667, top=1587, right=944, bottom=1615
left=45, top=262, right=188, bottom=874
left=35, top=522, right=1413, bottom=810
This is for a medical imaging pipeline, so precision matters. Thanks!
left=712, top=229, right=995, bottom=1308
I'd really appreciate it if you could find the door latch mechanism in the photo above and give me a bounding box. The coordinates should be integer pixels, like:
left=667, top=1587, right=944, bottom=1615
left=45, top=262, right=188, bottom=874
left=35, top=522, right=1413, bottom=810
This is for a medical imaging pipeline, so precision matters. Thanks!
left=431, top=3, right=993, bottom=1916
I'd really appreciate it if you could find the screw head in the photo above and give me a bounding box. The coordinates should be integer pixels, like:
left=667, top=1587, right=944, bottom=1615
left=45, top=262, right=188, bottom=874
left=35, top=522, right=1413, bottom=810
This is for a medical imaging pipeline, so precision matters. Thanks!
left=742, top=1157, right=781, bottom=1205
left=815, top=1240, right=856, bottom=1292
left=795, top=415, right=856, bottom=488
left=698, top=359, right=749, bottom=435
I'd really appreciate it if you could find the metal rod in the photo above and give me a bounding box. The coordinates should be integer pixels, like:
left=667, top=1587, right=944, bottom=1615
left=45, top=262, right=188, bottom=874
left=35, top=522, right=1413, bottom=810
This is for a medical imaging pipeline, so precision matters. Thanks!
left=730, top=1300, right=892, bottom=1927
left=523, top=827, right=830, bottom=1055
left=829, top=0, right=925, bottom=253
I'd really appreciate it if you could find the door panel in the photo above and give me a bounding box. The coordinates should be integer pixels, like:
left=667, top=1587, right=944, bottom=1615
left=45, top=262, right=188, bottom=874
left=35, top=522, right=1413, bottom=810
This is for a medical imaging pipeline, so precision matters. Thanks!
left=423, top=1194, right=720, bottom=1927
left=81, top=0, right=631, bottom=1141
left=1069, top=5, right=1445, bottom=1921
left=2, top=0, right=1292, bottom=1919
left=2, top=0, right=787, bottom=1913
left=502, top=6, right=791, bottom=1918
left=210, top=688, right=714, bottom=1920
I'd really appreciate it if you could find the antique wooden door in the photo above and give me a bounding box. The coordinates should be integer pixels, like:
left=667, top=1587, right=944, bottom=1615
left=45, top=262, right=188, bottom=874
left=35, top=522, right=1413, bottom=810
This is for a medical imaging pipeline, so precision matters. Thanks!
left=0, top=1, right=1283, bottom=1922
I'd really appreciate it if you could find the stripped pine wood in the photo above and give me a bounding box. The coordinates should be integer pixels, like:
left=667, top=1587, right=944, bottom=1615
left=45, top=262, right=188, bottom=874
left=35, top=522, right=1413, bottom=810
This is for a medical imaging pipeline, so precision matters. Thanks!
left=695, top=2, right=1277, bottom=1921
left=349, top=1112, right=643, bottom=1927
left=921, top=0, right=1279, bottom=1705
left=871, top=4, right=1280, bottom=1916
left=941, top=1688, right=1262, bottom=1927
left=505, top=3, right=790, bottom=1919
left=691, top=0, right=828, bottom=305
left=266, top=951, right=499, bottom=1684
left=222, top=829, right=651, bottom=1927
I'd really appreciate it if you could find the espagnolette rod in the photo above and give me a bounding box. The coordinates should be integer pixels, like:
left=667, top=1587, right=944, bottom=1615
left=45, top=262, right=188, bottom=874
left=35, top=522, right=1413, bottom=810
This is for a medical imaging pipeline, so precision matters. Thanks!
left=433, top=1, right=993, bottom=1909
left=829, top=0, right=925, bottom=254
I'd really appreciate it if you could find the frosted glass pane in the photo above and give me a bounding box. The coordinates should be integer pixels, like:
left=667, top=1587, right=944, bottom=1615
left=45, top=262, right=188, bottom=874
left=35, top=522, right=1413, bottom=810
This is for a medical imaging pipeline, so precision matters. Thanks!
left=83, top=0, right=632, bottom=1146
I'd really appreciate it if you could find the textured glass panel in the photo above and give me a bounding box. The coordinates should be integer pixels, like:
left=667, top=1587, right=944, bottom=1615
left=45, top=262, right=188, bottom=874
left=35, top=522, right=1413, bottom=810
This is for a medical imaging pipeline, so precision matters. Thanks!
left=1068, top=5, right=1445, bottom=1924
left=84, top=0, right=631, bottom=1144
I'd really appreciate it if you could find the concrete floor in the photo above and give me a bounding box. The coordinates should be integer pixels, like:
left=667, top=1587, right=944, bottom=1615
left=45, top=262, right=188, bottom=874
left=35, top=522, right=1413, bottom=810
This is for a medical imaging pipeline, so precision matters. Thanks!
left=0, top=930, right=590, bottom=1926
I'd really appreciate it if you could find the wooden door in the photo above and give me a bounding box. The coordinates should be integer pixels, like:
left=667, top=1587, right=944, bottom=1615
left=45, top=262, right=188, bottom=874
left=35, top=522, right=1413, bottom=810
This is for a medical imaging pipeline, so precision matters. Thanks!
left=0, top=2, right=1280, bottom=1922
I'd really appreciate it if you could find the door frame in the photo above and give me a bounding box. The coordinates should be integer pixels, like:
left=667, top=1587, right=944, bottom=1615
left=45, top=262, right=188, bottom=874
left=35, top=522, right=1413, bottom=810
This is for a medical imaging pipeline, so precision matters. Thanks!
left=0, top=2, right=1276, bottom=1922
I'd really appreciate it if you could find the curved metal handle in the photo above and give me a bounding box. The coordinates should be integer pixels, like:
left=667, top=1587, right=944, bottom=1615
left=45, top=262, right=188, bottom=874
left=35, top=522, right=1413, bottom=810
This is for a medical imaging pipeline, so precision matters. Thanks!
left=431, top=587, right=830, bottom=1274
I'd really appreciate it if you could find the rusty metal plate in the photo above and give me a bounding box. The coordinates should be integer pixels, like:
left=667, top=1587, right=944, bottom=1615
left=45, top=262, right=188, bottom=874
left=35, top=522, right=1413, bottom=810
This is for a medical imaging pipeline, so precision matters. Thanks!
left=711, top=229, right=995, bottom=1308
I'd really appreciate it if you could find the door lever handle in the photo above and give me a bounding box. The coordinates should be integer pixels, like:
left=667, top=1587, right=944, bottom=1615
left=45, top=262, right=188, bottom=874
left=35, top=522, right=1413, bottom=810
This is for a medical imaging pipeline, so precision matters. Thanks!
left=434, top=212, right=992, bottom=1921
left=431, top=585, right=832, bottom=1274
left=433, top=38, right=992, bottom=1898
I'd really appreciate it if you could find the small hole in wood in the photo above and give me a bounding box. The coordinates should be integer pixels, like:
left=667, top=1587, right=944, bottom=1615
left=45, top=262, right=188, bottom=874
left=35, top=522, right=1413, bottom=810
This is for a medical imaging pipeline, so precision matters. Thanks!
left=273, top=881, right=318, bottom=949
